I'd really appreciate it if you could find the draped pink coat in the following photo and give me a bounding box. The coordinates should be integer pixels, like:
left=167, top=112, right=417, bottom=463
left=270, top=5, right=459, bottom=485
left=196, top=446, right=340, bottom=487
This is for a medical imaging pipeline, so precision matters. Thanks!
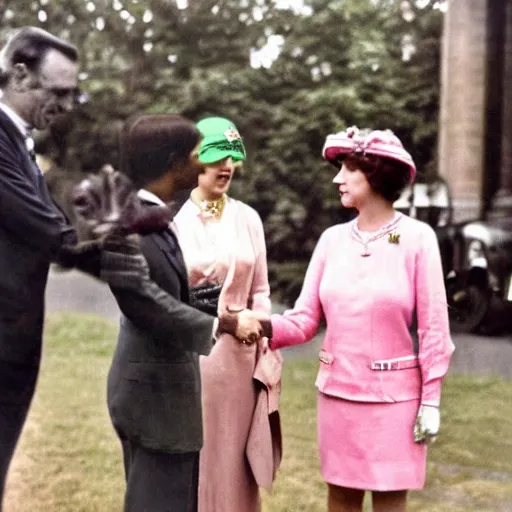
left=174, top=198, right=282, bottom=512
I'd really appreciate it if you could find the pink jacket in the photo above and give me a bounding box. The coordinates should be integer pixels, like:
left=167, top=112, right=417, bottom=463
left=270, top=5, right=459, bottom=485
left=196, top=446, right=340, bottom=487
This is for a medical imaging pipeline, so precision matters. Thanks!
left=270, top=214, right=455, bottom=407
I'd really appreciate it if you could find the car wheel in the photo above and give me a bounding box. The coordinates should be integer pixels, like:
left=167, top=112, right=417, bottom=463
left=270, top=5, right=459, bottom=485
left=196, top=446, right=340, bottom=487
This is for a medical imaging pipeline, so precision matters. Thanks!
left=447, top=284, right=490, bottom=333
left=478, top=294, right=510, bottom=336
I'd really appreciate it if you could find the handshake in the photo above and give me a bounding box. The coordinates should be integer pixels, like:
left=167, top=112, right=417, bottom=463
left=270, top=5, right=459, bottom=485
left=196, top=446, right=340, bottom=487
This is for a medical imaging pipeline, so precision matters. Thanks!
left=217, top=307, right=273, bottom=345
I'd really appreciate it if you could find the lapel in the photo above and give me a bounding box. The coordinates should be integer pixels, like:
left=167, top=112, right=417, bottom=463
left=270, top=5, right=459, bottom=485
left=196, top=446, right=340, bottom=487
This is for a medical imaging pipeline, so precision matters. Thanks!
left=153, top=229, right=189, bottom=287
left=138, top=199, right=189, bottom=292
left=0, top=107, right=45, bottom=192
left=0, top=107, right=25, bottom=149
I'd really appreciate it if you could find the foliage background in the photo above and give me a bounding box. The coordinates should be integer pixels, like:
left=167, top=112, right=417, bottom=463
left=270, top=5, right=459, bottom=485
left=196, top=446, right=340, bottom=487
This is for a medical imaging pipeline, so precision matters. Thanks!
left=0, top=0, right=445, bottom=304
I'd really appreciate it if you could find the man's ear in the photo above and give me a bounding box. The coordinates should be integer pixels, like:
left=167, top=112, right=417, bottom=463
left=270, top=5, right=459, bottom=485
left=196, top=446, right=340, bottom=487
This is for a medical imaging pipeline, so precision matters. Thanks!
left=11, top=63, right=36, bottom=93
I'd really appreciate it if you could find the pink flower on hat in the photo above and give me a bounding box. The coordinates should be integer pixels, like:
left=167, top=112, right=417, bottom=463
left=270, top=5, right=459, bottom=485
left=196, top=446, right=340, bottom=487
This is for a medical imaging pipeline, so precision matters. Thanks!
left=322, top=126, right=416, bottom=182
left=346, top=126, right=359, bottom=138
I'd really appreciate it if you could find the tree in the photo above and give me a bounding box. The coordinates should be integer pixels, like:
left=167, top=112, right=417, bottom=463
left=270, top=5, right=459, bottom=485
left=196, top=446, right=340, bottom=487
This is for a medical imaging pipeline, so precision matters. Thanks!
left=0, top=0, right=444, bottom=304
left=236, top=0, right=445, bottom=302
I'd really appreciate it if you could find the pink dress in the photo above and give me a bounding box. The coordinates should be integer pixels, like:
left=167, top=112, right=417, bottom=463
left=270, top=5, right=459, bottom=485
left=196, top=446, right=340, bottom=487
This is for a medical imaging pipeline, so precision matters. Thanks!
left=269, top=212, right=455, bottom=490
left=174, top=197, right=281, bottom=511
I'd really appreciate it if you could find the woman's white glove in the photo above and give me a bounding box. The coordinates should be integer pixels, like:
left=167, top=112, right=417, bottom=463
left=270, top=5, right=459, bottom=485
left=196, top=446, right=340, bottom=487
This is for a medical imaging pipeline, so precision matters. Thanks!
left=414, top=405, right=440, bottom=444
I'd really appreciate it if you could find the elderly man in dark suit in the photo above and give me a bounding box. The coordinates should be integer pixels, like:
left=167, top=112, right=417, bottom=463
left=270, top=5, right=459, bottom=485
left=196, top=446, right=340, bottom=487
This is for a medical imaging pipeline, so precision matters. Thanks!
left=102, top=113, right=263, bottom=512
left=0, top=26, right=87, bottom=506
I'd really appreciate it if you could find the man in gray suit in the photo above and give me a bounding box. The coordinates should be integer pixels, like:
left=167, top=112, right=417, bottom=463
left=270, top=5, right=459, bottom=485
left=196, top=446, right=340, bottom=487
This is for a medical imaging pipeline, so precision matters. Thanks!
left=103, top=114, right=261, bottom=512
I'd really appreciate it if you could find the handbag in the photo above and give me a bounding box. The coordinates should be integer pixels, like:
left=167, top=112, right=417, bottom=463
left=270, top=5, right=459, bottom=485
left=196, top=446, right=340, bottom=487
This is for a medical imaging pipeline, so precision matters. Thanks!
left=189, top=283, right=222, bottom=316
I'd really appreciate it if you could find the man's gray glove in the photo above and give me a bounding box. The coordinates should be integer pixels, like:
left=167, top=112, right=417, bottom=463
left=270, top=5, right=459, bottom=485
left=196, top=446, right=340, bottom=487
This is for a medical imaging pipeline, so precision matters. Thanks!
left=100, top=234, right=150, bottom=289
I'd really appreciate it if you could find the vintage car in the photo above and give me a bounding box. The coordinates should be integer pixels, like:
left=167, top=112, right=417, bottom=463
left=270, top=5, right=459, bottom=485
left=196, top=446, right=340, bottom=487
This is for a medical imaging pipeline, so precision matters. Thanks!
left=396, top=178, right=512, bottom=333
left=394, top=179, right=452, bottom=230
left=394, top=178, right=454, bottom=273
left=443, top=217, right=512, bottom=334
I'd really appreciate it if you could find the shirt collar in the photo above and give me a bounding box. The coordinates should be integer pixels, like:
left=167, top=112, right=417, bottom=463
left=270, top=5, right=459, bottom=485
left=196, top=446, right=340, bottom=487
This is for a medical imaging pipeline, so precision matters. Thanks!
left=137, top=189, right=167, bottom=207
left=0, top=102, right=31, bottom=137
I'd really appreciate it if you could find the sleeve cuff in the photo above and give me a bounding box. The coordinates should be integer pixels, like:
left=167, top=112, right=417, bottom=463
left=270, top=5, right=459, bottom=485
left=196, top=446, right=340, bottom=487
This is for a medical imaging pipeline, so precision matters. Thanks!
left=421, top=377, right=443, bottom=407
left=259, top=319, right=273, bottom=339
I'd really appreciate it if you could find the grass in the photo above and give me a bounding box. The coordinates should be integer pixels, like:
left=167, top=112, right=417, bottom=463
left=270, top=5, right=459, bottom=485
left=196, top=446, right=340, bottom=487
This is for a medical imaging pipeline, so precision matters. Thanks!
left=5, top=312, right=512, bottom=511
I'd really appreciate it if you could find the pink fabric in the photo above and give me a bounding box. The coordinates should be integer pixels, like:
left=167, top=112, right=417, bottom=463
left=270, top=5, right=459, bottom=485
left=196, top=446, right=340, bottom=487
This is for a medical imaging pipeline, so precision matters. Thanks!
left=322, top=126, right=416, bottom=182
left=174, top=198, right=282, bottom=511
left=318, top=393, right=427, bottom=490
left=270, top=213, right=454, bottom=408
left=173, top=200, right=234, bottom=287
left=246, top=344, right=283, bottom=491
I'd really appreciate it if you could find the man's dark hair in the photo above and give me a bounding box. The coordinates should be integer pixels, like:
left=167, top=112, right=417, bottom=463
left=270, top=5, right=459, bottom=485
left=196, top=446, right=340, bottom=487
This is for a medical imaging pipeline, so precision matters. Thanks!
left=119, top=114, right=201, bottom=189
left=343, top=153, right=411, bottom=203
left=0, top=26, right=78, bottom=87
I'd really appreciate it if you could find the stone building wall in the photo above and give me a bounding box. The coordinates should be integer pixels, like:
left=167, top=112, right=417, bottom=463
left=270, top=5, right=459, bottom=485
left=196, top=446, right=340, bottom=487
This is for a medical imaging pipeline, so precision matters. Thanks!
left=439, top=0, right=512, bottom=222
left=438, top=0, right=488, bottom=222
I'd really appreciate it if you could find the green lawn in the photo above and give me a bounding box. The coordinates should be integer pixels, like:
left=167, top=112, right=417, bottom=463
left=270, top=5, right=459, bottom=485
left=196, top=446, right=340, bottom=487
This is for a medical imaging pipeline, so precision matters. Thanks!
left=5, top=313, right=512, bottom=511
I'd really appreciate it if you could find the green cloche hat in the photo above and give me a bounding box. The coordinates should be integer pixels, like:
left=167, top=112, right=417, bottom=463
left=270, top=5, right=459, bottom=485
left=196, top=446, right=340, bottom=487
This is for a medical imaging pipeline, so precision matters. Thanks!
left=196, top=117, right=246, bottom=164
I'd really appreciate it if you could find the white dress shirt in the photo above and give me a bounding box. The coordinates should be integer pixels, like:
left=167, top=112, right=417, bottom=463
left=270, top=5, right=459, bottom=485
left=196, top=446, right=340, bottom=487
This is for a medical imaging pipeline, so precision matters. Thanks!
left=137, top=189, right=166, bottom=207
left=0, top=101, right=30, bottom=136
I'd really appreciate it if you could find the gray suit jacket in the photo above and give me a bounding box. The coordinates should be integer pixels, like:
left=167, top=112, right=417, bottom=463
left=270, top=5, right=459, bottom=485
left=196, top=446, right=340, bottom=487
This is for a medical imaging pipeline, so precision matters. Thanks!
left=107, top=219, right=214, bottom=453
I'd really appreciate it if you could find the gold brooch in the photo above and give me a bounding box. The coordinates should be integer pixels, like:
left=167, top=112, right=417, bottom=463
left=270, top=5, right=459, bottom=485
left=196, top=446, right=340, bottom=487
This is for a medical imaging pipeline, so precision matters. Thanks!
left=190, top=189, right=228, bottom=220
left=388, top=233, right=400, bottom=244
left=200, top=196, right=227, bottom=219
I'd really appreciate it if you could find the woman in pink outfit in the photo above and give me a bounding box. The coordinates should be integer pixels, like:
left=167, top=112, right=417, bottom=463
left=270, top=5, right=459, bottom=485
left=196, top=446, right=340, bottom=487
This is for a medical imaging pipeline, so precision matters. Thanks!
left=254, top=126, right=455, bottom=511
left=174, top=117, right=282, bottom=512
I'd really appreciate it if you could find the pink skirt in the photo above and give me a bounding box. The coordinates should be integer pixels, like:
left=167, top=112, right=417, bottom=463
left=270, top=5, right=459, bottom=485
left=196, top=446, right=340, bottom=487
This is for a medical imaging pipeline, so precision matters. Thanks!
left=317, top=392, right=427, bottom=491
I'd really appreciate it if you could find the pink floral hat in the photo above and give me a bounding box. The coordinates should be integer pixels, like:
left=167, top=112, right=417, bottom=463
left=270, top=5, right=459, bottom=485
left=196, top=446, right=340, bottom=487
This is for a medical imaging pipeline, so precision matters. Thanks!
left=322, top=126, right=416, bottom=182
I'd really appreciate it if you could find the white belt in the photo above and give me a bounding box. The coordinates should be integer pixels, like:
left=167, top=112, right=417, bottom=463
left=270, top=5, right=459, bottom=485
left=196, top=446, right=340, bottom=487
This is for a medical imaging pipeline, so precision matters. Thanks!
left=318, top=351, right=419, bottom=371
left=371, top=355, right=419, bottom=371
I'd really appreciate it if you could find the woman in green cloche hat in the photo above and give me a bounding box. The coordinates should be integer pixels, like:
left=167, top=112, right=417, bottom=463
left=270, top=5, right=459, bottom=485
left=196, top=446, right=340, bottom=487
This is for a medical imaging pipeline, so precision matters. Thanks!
left=174, top=116, right=283, bottom=512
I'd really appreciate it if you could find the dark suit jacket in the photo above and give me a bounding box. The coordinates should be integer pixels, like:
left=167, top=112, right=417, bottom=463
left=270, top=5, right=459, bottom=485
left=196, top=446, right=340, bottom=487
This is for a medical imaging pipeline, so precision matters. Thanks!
left=0, top=108, right=76, bottom=381
left=107, top=215, right=214, bottom=454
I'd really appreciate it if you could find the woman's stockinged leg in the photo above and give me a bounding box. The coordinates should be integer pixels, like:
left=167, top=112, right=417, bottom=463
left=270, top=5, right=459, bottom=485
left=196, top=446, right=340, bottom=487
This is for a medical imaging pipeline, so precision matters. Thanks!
left=372, top=490, right=408, bottom=512
left=327, top=484, right=365, bottom=512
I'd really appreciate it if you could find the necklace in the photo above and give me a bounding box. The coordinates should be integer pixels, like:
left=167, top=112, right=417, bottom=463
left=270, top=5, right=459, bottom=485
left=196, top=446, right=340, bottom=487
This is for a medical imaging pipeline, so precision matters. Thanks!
left=191, top=190, right=227, bottom=220
left=351, top=213, right=402, bottom=257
